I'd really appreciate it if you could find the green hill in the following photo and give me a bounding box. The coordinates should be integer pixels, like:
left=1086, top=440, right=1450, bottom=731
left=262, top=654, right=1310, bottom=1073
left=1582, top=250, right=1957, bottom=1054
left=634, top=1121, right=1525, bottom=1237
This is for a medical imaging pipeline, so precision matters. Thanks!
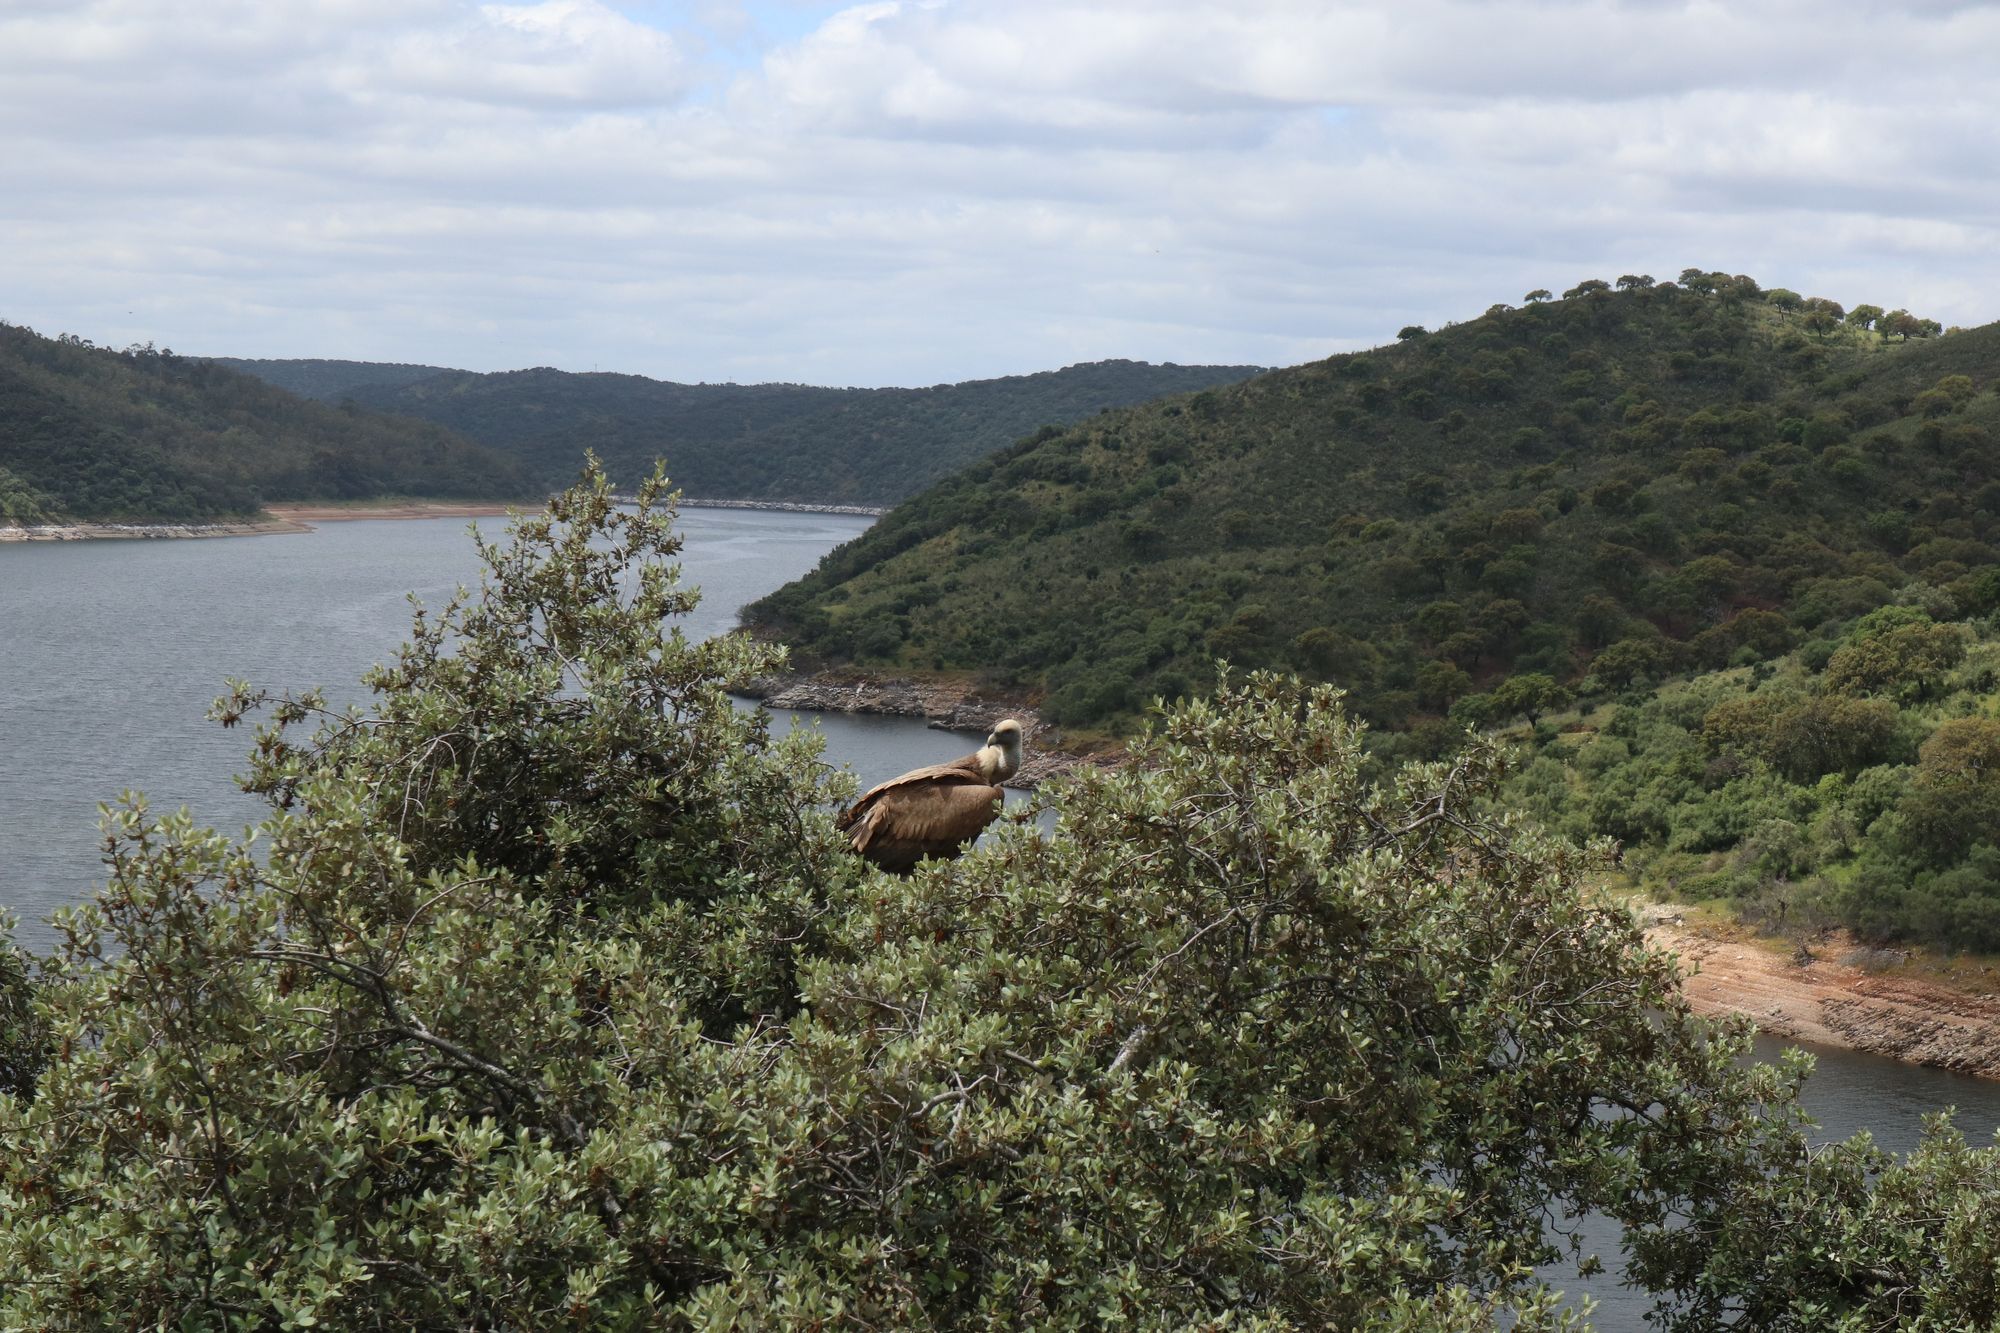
left=219, top=358, right=1265, bottom=507
left=1, top=324, right=534, bottom=524
left=746, top=274, right=1990, bottom=737
left=203, top=357, right=452, bottom=401
left=747, top=273, right=2000, bottom=951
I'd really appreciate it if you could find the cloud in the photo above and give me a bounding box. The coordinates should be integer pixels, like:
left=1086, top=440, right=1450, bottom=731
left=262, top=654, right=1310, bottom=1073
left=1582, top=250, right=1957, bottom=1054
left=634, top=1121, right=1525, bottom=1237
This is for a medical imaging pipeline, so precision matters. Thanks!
left=1, top=0, right=1997, bottom=385
left=357, top=0, right=690, bottom=108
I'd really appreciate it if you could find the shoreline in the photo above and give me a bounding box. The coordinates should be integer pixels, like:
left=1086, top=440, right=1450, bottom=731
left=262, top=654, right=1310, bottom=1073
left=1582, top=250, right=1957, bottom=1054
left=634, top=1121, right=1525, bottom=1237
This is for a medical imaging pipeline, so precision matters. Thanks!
left=678, top=497, right=887, bottom=517
left=0, top=517, right=312, bottom=542
left=1645, top=916, right=2000, bottom=1079
left=264, top=501, right=523, bottom=523
left=741, top=668, right=1116, bottom=788
left=3, top=496, right=882, bottom=543
left=0, top=500, right=525, bottom=542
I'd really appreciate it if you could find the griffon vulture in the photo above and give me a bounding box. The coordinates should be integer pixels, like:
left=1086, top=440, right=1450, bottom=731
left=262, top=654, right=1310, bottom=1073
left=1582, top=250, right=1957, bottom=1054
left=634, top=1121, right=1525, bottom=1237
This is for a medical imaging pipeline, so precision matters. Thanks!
left=836, top=719, right=1023, bottom=874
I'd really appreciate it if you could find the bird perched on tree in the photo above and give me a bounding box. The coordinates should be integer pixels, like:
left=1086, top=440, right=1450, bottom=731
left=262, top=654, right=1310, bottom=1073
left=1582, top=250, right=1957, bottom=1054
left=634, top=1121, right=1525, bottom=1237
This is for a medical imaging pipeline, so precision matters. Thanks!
left=836, top=719, right=1024, bottom=874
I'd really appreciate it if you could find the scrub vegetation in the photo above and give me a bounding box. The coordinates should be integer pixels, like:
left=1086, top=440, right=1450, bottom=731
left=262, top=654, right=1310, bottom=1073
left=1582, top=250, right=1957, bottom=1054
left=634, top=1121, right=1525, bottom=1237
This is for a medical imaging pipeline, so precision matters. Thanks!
left=1501, top=604, right=2000, bottom=951
left=3, top=470, right=1995, bottom=1330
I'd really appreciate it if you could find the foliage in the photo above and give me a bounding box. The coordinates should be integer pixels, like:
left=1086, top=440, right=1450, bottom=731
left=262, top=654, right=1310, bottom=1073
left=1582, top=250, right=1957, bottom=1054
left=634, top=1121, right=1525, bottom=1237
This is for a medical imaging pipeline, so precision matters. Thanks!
left=1496, top=602, right=2000, bottom=950
left=1628, top=1107, right=2000, bottom=1332
left=220, top=357, right=1266, bottom=508
left=747, top=279, right=1988, bottom=744
left=0, top=323, right=531, bottom=523
left=204, top=357, right=451, bottom=400
left=0, top=916, right=43, bottom=1103
left=1822, top=615, right=1966, bottom=701
left=2, top=470, right=1940, bottom=1329
left=0, top=466, right=848, bottom=1326
left=1898, top=717, right=2000, bottom=868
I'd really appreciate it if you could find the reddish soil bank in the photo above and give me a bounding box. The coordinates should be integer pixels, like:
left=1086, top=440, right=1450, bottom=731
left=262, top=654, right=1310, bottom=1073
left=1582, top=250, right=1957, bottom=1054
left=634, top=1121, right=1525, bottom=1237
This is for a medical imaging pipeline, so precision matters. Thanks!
left=1648, top=919, right=2000, bottom=1078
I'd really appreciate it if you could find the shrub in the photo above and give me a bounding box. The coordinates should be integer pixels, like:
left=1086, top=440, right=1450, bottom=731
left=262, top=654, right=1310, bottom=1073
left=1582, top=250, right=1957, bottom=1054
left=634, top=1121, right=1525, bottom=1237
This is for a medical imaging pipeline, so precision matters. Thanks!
left=0, top=917, right=42, bottom=1103
left=0, top=471, right=1875, bottom=1330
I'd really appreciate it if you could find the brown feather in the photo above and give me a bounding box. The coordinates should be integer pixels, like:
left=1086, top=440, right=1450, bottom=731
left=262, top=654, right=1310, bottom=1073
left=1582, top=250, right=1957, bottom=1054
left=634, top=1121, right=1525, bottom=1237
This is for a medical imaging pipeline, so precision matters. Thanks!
left=846, top=782, right=1004, bottom=875
left=861, top=782, right=1004, bottom=847
left=837, top=721, right=1023, bottom=874
left=836, top=755, right=986, bottom=830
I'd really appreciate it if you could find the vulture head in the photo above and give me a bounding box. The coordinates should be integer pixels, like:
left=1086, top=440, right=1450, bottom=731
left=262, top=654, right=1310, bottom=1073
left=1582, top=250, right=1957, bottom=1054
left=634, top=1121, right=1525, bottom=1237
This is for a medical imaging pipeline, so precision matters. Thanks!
left=979, top=718, right=1024, bottom=783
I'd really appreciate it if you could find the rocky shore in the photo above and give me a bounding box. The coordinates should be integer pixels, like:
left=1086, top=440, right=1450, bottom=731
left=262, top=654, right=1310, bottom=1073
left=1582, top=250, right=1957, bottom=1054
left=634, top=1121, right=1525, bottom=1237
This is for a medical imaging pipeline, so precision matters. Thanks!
left=680, top=498, right=886, bottom=517
left=740, top=670, right=1112, bottom=788
left=1643, top=912, right=2000, bottom=1078
left=0, top=517, right=310, bottom=541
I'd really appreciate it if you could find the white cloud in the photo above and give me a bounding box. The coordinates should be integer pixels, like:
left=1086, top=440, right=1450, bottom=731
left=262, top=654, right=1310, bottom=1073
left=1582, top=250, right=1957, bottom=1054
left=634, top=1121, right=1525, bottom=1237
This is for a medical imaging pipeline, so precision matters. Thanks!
left=1, top=0, right=1997, bottom=384
left=354, top=0, right=690, bottom=108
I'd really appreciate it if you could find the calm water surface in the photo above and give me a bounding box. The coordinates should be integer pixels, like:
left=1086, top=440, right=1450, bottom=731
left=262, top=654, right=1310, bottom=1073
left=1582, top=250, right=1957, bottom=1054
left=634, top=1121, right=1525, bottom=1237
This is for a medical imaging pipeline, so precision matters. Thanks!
left=3, top=506, right=1997, bottom=1321
left=0, top=507, right=991, bottom=953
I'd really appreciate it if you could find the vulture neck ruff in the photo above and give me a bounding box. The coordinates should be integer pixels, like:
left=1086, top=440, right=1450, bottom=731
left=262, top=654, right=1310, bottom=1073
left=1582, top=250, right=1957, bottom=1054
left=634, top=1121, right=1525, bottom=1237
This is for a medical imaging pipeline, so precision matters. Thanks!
left=978, top=731, right=1022, bottom=785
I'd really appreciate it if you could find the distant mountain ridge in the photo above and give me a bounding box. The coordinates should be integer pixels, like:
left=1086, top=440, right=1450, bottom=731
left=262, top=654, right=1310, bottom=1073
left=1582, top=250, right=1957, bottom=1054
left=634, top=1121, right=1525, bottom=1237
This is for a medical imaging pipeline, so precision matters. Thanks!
left=204, top=357, right=452, bottom=401
left=213, top=357, right=1266, bottom=507
left=0, top=325, right=532, bottom=524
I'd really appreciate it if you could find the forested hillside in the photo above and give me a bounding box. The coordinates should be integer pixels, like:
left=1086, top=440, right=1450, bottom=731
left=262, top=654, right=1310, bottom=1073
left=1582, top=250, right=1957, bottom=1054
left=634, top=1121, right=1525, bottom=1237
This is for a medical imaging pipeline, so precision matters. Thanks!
left=751, top=275, right=1980, bottom=728
left=204, top=356, right=451, bottom=401
left=749, top=273, right=2000, bottom=950
left=0, top=324, right=532, bottom=523
left=220, top=357, right=1264, bottom=506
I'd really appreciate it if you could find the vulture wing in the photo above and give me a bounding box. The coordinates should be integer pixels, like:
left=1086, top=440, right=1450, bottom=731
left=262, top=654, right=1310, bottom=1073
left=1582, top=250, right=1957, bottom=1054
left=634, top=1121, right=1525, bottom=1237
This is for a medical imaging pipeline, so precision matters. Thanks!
left=843, top=779, right=1006, bottom=875
left=836, top=751, right=1009, bottom=874
left=836, top=754, right=986, bottom=831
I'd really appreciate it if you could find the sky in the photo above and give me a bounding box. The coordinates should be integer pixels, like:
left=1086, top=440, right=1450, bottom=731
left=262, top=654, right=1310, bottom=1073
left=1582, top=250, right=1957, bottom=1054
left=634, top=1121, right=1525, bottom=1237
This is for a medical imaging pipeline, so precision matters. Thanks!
left=3, top=0, right=1997, bottom=387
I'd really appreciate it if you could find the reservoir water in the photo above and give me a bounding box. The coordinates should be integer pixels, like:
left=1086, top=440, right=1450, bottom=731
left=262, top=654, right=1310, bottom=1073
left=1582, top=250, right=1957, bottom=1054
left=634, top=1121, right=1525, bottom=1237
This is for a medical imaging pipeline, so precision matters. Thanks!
left=4, top=506, right=1998, bottom=1320
left=0, top=508, right=1003, bottom=951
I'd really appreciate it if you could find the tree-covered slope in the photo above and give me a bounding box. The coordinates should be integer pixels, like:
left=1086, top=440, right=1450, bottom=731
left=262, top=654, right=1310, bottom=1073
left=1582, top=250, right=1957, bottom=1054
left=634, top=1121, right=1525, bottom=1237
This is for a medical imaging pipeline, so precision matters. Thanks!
left=1502, top=607, right=2000, bottom=952
left=203, top=356, right=452, bottom=401
left=747, top=275, right=1990, bottom=736
left=226, top=357, right=1265, bottom=506
left=0, top=324, right=533, bottom=523
left=334, top=366, right=851, bottom=496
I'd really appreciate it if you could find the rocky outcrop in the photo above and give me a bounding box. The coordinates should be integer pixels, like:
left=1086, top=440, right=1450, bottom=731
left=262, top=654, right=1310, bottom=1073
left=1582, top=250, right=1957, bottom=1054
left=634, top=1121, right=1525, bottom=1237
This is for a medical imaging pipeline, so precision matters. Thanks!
left=1650, top=922, right=2000, bottom=1079
left=739, top=671, right=1112, bottom=788
left=744, top=671, right=1035, bottom=730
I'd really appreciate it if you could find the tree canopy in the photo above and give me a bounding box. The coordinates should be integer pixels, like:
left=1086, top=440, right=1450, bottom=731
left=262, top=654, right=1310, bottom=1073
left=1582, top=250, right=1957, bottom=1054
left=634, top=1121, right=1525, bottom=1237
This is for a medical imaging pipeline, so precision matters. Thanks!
left=8, top=470, right=1992, bottom=1329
